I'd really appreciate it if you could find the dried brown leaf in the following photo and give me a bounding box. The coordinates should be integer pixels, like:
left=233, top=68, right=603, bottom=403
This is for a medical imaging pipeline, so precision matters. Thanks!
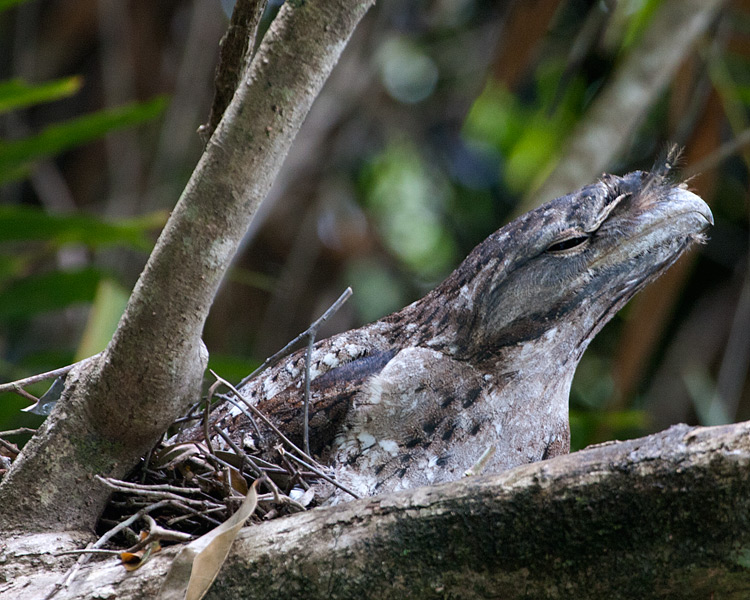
left=158, top=480, right=259, bottom=600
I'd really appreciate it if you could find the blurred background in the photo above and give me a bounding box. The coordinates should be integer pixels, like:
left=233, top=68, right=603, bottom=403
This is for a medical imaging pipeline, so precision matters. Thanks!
left=0, top=0, right=748, bottom=451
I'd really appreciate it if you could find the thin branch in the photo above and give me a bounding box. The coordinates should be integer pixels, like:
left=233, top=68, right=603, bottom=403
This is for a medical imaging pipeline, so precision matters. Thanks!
left=220, top=393, right=263, bottom=441
left=95, top=476, right=223, bottom=508
left=11, top=385, right=39, bottom=404
left=0, top=437, right=20, bottom=457
left=96, top=479, right=210, bottom=495
left=202, top=0, right=268, bottom=140
left=0, top=427, right=36, bottom=437
left=0, top=353, right=100, bottom=396
left=280, top=448, right=359, bottom=500
left=236, top=287, right=353, bottom=389
left=222, top=287, right=353, bottom=457
left=43, top=499, right=173, bottom=600
left=212, top=427, right=263, bottom=479
left=210, top=372, right=317, bottom=467
left=125, top=515, right=193, bottom=553
left=302, top=287, right=353, bottom=455
left=56, top=549, right=123, bottom=557
left=204, top=379, right=222, bottom=457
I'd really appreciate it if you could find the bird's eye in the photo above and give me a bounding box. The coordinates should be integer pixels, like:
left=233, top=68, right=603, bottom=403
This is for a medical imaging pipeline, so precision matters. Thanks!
left=546, top=235, right=590, bottom=253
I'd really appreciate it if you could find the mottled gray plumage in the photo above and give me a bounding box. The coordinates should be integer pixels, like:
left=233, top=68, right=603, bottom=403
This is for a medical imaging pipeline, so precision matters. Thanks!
left=191, top=165, right=712, bottom=504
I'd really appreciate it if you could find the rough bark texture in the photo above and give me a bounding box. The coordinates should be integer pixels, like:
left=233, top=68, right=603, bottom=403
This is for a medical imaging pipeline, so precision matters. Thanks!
left=522, top=0, right=727, bottom=211
left=2, top=421, right=750, bottom=599
left=0, top=0, right=375, bottom=533
left=203, top=0, right=266, bottom=140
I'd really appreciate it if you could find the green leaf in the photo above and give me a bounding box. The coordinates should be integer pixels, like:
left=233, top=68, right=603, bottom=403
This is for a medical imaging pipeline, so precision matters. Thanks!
left=0, top=253, right=30, bottom=280
left=0, top=205, right=167, bottom=251
left=206, top=354, right=261, bottom=385
left=621, top=0, right=664, bottom=50
left=0, top=268, right=103, bottom=320
left=0, top=96, right=168, bottom=184
left=0, top=77, right=83, bottom=115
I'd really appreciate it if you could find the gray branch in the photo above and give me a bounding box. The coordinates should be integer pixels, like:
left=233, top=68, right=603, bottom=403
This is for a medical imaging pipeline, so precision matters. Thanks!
left=2, top=421, right=749, bottom=599
left=0, top=0, right=375, bottom=533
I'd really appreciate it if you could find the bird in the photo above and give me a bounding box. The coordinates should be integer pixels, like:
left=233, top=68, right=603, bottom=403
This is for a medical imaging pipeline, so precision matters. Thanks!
left=187, top=158, right=713, bottom=504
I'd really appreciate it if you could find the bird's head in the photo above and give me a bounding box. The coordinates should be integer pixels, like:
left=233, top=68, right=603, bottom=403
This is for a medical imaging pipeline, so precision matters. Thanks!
left=431, top=163, right=713, bottom=365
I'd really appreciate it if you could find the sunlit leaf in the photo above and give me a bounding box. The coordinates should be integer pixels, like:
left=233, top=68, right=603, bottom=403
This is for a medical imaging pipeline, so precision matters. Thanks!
left=362, top=142, right=457, bottom=278
left=0, top=96, right=167, bottom=184
left=463, top=82, right=524, bottom=153
left=345, top=258, right=406, bottom=322
left=75, top=278, right=129, bottom=361
left=0, top=77, right=83, bottom=115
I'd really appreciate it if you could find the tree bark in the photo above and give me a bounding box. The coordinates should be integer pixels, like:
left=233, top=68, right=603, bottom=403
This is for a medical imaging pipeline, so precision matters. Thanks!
left=0, top=0, right=375, bottom=533
left=2, top=421, right=749, bottom=599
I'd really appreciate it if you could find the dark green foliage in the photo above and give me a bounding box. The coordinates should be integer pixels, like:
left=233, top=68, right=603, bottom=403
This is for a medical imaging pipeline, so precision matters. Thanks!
left=0, top=96, right=167, bottom=184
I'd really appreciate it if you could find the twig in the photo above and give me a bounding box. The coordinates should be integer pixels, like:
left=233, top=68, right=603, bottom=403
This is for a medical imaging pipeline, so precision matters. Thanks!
left=0, top=427, right=36, bottom=437
left=166, top=504, right=227, bottom=527
left=210, top=372, right=319, bottom=468
left=302, top=288, right=353, bottom=454
left=55, top=549, right=123, bottom=557
left=124, top=514, right=193, bottom=553
left=96, top=479, right=210, bottom=495
left=0, top=437, right=20, bottom=457
left=464, top=446, right=496, bottom=477
left=95, top=475, right=223, bottom=508
left=279, top=452, right=310, bottom=491
left=210, top=428, right=262, bottom=480
left=236, top=287, right=353, bottom=389
left=204, top=379, right=222, bottom=456
left=0, top=353, right=101, bottom=396
left=220, top=393, right=263, bottom=442
left=11, top=385, right=39, bottom=404
left=280, top=448, right=360, bottom=500
left=44, top=499, right=172, bottom=600
left=228, top=288, right=352, bottom=457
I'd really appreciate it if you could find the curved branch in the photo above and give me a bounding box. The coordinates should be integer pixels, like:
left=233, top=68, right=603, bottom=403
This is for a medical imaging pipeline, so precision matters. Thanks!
left=0, top=0, right=374, bottom=533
